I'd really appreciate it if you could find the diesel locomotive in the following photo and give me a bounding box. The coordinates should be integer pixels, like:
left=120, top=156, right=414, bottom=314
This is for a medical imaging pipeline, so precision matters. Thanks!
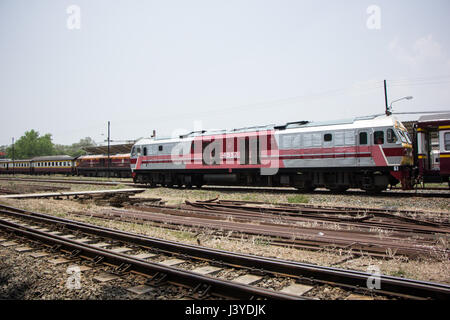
left=130, top=114, right=417, bottom=192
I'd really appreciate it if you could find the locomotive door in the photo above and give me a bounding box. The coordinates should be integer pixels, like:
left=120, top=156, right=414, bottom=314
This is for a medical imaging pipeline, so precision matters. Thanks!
left=356, top=129, right=369, bottom=167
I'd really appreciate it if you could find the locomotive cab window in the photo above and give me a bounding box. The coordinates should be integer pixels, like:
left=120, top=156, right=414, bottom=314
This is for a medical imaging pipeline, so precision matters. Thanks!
left=374, top=131, right=384, bottom=145
left=359, top=132, right=368, bottom=145
left=324, top=134, right=332, bottom=142
left=158, top=145, right=163, bottom=152
left=386, top=129, right=397, bottom=143
left=143, top=147, right=147, bottom=156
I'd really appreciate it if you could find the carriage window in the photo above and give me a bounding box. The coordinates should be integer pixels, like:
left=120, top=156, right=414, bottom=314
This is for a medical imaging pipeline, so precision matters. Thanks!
left=445, top=133, right=450, bottom=151
left=359, top=132, right=368, bottom=145
left=374, top=131, right=384, bottom=144
left=324, top=134, right=332, bottom=142
left=387, top=129, right=397, bottom=143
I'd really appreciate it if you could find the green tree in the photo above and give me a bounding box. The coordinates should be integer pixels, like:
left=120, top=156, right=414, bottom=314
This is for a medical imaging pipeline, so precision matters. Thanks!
left=54, top=137, right=97, bottom=157
left=6, top=130, right=55, bottom=159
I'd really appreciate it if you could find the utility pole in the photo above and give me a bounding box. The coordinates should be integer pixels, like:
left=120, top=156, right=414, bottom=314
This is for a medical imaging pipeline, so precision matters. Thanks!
left=384, top=79, right=391, bottom=116
left=12, top=137, right=15, bottom=176
left=107, top=121, right=110, bottom=178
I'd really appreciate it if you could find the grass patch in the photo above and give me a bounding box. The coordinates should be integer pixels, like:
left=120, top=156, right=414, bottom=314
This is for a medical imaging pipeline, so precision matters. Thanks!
left=286, top=194, right=309, bottom=204
left=391, top=268, right=408, bottom=278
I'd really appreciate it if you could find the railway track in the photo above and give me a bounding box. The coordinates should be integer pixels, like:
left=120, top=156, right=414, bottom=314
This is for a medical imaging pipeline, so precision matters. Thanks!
left=1, top=204, right=449, bottom=300
left=200, top=186, right=450, bottom=198
left=0, top=177, right=137, bottom=187
left=72, top=203, right=448, bottom=259
left=194, top=199, right=450, bottom=227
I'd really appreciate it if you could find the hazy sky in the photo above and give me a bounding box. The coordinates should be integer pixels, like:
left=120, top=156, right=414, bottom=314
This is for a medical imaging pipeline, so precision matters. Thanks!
left=1, top=0, right=450, bottom=146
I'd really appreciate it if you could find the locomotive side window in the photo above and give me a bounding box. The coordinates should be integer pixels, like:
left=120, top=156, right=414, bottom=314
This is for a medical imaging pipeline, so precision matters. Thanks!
left=374, top=131, right=384, bottom=144
left=359, top=132, right=368, bottom=145
left=158, top=145, right=163, bottom=152
left=143, top=147, right=147, bottom=156
left=445, top=132, right=450, bottom=151
left=386, top=129, right=397, bottom=143
left=324, top=134, right=332, bottom=142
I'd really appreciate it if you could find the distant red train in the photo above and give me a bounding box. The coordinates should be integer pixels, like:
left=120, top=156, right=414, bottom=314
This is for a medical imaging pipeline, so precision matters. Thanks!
left=75, top=154, right=131, bottom=178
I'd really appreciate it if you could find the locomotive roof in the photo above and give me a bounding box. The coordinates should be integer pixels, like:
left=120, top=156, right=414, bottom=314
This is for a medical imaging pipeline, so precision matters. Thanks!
left=134, top=114, right=400, bottom=146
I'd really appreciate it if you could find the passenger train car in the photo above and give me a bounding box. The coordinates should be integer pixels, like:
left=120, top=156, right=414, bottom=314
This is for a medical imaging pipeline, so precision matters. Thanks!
left=414, top=113, right=450, bottom=186
left=0, top=154, right=131, bottom=177
left=0, top=155, right=74, bottom=175
left=130, top=115, right=414, bottom=192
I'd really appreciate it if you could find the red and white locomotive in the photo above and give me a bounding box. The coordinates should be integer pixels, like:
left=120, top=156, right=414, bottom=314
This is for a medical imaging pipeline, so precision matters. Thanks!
left=131, top=114, right=414, bottom=192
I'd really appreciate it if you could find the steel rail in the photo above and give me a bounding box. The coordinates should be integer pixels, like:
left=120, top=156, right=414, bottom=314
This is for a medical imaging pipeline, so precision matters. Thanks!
left=0, top=177, right=448, bottom=197
left=200, top=186, right=450, bottom=198
left=0, top=204, right=448, bottom=299
left=0, top=177, right=135, bottom=186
